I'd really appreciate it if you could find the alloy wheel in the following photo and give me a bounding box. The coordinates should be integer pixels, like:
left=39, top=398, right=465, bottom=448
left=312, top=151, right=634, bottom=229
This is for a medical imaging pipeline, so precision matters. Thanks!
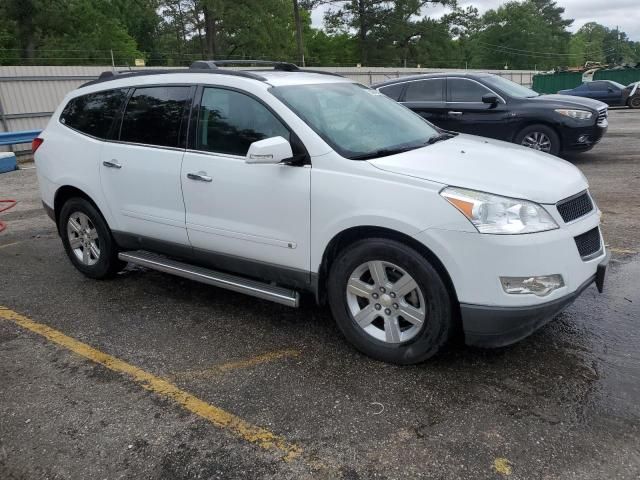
left=66, top=211, right=101, bottom=266
left=521, top=131, right=552, bottom=152
left=345, top=261, right=426, bottom=344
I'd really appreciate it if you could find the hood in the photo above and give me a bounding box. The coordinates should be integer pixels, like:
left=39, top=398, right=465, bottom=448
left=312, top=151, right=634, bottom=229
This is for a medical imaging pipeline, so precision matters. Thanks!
left=368, top=134, right=588, bottom=204
left=537, top=93, right=607, bottom=111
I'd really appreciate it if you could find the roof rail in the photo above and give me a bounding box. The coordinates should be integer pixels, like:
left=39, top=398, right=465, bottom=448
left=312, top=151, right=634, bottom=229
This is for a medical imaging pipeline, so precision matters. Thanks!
left=81, top=67, right=267, bottom=88
left=189, top=59, right=300, bottom=71
left=189, top=60, right=345, bottom=78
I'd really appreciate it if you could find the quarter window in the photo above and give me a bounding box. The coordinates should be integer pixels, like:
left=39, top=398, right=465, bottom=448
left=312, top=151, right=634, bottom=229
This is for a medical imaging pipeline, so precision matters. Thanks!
left=447, top=78, right=492, bottom=102
left=60, top=89, right=127, bottom=139
left=120, top=86, right=191, bottom=148
left=197, top=88, right=289, bottom=156
left=404, top=79, right=444, bottom=102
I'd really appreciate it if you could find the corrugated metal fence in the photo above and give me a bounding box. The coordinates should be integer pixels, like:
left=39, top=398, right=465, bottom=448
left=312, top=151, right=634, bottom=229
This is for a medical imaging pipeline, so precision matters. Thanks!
left=0, top=66, right=535, bottom=157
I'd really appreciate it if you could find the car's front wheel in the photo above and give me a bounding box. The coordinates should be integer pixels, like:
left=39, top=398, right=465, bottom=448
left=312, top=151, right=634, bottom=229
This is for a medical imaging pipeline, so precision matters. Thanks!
left=327, top=238, right=454, bottom=364
left=59, top=197, right=124, bottom=279
left=515, top=124, right=560, bottom=155
left=628, top=96, right=640, bottom=109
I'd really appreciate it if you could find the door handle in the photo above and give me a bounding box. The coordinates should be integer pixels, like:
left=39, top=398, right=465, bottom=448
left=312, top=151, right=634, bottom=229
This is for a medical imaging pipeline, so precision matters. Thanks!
left=448, top=111, right=463, bottom=116
left=103, top=160, right=122, bottom=169
left=187, top=172, right=213, bottom=182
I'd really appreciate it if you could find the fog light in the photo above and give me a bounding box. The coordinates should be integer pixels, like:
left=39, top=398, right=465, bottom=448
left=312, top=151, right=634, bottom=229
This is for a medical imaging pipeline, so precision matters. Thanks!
left=577, top=135, right=589, bottom=143
left=500, top=275, right=564, bottom=297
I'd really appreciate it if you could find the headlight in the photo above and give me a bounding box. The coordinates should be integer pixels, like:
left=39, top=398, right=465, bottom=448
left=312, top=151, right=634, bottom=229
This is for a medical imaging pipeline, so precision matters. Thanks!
left=555, top=109, right=593, bottom=121
left=440, top=187, right=558, bottom=234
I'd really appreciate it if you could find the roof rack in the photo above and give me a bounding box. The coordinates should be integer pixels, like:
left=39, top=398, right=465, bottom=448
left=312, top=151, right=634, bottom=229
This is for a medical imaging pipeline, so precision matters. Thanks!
left=81, top=67, right=267, bottom=87
left=190, top=60, right=344, bottom=77
left=82, top=59, right=344, bottom=88
left=190, top=59, right=300, bottom=71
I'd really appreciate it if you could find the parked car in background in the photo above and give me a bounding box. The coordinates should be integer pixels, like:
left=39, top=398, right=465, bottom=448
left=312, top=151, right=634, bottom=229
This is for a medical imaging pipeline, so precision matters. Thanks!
left=558, top=80, right=640, bottom=108
left=373, top=73, right=609, bottom=156
left=33, top=61, right=608, bottom=364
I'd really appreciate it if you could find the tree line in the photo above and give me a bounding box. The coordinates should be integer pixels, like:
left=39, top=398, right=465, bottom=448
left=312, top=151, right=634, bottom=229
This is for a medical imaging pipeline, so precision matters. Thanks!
left=1, top=0, right=639, bottom=69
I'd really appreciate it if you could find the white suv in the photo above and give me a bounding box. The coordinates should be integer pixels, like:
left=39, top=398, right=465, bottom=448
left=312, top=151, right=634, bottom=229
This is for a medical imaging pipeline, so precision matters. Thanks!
left=34, top=61, right=609, bottom=364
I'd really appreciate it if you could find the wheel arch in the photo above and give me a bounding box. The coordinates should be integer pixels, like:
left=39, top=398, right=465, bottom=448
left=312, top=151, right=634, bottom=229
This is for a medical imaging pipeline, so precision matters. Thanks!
left=53, top=185, right=106, bottom=234
left=315, top=225, right=459, bottom=311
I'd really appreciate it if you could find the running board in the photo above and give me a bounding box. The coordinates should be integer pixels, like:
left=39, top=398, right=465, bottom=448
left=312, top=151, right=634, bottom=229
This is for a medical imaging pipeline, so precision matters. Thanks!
left=118, top=251, right=300, bottom=308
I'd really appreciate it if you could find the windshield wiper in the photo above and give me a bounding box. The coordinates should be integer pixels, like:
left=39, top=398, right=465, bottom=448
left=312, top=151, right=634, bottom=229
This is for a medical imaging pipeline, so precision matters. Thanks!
left=351, top=133, right=454, bottom=160
left=350, top=145, right=421, bottom=160
left=425, top=133, right=454, bottom=145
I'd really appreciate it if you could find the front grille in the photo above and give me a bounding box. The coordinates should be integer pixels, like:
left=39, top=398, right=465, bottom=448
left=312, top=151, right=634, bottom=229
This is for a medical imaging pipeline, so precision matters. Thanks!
left=556, top=191, right=594, bottom=223
left=597, top=107, right=608, bottom=127
left=574, top=227, right=601, bottom=259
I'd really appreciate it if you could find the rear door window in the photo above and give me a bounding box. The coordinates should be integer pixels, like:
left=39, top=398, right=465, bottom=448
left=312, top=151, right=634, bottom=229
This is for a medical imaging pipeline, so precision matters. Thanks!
left=447, top=78, right=492, bottom=103
left=60, top=89, right=127, bottom=139
left=404, top=79, right=444, bottom=102
left=196, top=87, right=289, bottom=156
left=587, top=82, right=607, bottom=91
left=378, top=83, right=405, bottom=101
left=119, top=86, right=192, bottom=148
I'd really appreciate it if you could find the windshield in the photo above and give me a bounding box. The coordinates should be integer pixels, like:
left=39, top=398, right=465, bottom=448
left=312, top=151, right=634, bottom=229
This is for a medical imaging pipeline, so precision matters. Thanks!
left=271, top=82, right=440, bottom=159
left=608, top=81, right=626, bottom=89
left=483, top=75, right=540, bottom=98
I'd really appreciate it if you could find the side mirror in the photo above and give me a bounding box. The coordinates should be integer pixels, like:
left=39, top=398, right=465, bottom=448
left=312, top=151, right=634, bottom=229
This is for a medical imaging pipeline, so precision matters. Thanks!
left=482, top=94, right=499, bottom=104
left=245, top=136, right=293, bottom=165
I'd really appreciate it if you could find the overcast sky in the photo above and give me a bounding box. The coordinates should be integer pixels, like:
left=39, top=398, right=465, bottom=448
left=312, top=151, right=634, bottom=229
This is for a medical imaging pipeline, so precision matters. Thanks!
left=311, top=0, right=640, bottom=41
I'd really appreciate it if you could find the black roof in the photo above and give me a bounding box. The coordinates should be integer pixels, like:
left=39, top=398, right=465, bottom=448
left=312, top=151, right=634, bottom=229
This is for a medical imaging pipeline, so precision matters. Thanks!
left=371, top=72, right=493, bottom=88
left=81, top=60, right=343, bottom=88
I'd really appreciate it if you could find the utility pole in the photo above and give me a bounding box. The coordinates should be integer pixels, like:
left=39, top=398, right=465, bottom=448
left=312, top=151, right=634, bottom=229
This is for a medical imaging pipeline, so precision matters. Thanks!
left=293, top=0, right=305, bottom=67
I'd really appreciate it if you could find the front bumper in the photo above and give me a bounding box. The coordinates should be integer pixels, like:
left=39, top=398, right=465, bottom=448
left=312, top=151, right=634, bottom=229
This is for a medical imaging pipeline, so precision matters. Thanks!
left=462, top=252, right=609, bottom=348
left=561, top=124, right=607, bottom=152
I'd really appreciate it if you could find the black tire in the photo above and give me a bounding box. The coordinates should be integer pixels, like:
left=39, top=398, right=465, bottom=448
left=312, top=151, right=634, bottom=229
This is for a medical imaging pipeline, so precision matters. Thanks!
left=327, top=238, right=453, bottom=365
left=58, top=197, right=124, bottom=279
left=514, top=124, right=561, bottom=156
left=628, top=96, right=640, bottom=109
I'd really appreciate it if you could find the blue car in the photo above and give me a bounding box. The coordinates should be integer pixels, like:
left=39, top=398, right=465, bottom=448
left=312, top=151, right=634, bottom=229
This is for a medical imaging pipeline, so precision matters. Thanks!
left=559, top=80, right=640, bottom=108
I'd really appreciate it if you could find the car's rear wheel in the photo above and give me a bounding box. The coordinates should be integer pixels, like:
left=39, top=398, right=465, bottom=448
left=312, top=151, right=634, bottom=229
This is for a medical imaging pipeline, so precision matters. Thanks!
left=59, top=197, right=124, bottom=279
left=327, top=238, right=453, bottom=364
left=515, top=124, right=560, bottom=155
left=628, top=96, right=640, bottom=109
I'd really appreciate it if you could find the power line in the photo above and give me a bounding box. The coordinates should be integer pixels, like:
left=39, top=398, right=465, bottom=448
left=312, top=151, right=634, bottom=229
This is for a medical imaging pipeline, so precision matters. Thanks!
left=476, top=41, right=616, bottom=57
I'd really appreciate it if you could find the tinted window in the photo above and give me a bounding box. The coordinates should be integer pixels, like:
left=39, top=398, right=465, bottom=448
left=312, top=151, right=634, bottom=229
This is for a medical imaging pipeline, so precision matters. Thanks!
left=587, top=82, right=608, bottom=91
left=60, top=89, right=127, bottom=139
left=120, top=86, right=191, bottom=147
left=379, top=83, right=405, bottom=101
left=447, top=78, right=492, bottom=102
left=404, top=79, right=444, bottom=102
left=197, top=88, right=289, bottom=156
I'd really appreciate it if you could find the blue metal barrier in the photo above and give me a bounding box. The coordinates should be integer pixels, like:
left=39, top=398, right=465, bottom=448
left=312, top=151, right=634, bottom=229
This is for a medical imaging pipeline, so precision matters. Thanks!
left=0, top=129, right=42, bottom=146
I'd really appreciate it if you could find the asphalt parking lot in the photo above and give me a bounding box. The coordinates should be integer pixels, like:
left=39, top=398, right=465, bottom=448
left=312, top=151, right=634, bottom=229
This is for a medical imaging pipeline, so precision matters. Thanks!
left=1, top=109, right=639, bottom=479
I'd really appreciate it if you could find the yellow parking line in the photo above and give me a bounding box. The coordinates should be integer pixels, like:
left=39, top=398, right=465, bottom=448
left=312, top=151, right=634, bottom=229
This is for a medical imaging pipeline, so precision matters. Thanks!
left=493, top=458, right=513, bottom=476
left=0, top=306, right=302, bottom=462
left=174, top=349, right=301, bottom=380
left=0, top=241, right=21, bottom=250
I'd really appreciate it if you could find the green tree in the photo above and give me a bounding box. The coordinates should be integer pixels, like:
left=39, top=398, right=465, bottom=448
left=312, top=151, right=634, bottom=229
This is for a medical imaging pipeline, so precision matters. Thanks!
left=473, top=0, right=572, bottom=69
left=322, top=1, right=452, bottom=66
